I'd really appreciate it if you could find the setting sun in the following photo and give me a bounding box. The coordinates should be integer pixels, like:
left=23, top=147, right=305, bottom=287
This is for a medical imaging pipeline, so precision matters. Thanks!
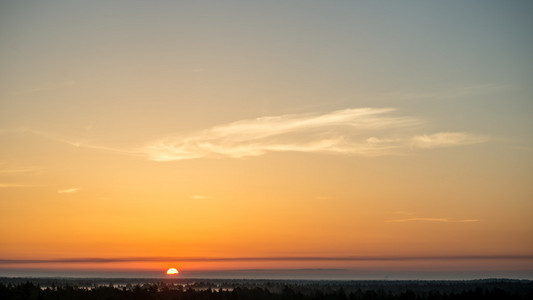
left=166, top=268, right=179, bottom=275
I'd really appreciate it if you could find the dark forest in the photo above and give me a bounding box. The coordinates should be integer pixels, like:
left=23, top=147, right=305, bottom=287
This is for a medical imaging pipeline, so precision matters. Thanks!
left=1, top=278, right=532, bottom=300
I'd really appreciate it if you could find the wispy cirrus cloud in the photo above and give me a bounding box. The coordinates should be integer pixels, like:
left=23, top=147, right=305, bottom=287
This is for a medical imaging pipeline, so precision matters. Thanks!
left=0, top=160, right=42, bottom=174
left=411, top=132, right=488, bottom=149
left=144, top=108, right=487, bottom=161
left=0, top=183, right=32, bottom=188
left=386, top=218, right=479, bottom=223
left=386, top=211, right=479, bottom=223
left=380, top=83, right=514, bottom=102
left=0, top=168, right=41, bottom=174
left=57, top=188, right=81, bottom=194
left=23, top=128, right=140, bottom=156
left=16, top=108, right=488, bottom=162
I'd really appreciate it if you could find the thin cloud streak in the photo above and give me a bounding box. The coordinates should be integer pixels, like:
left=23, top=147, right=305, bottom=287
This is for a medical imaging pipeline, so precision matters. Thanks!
left=0, top=183, right=28, bottom=188
left=1, top=255, right=531, bottom=265
left=144, top=108, right=487, bottom=161
left=0, top=168, right=41, bottom=174
left=387, top=218, right=479, bottom=223
left=57, top=188, right=80, bottom=194
left=0, top=183, right=40, bottom=188
left=411, top=132, right=488, bottom=149
left=23, top=128, right=142, bottom=157
left=0, top=160, right=42, bottom=174
left=380, top=84, right=515, bottom=102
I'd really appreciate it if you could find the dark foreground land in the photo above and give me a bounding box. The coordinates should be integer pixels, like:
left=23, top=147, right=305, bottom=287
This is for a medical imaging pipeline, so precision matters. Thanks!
left=1, top=278, right=532, bottom=300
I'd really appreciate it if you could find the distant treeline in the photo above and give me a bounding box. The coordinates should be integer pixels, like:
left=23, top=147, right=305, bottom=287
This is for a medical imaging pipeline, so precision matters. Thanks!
left=1, top=280, right=533, bottom=300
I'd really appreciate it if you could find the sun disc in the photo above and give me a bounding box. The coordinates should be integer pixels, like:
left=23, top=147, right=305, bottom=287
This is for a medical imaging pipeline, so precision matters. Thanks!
left=166, top=268, right=179, bottom=275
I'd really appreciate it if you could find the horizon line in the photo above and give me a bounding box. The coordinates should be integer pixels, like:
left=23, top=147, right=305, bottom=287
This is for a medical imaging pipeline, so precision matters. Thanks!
left=2, top=255, right=533, bottom=264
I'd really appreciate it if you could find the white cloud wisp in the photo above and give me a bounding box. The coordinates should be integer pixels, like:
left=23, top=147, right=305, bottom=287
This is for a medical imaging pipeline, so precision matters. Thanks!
left=57, top=188, right=81, bottom=194
left=144, top=108, right=487, bottom=161
left=411, top=132, right=488, bottom=149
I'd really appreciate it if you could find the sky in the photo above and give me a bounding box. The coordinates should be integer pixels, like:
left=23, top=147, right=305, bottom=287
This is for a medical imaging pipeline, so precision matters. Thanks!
left=0, top=0, right=532, bottom=279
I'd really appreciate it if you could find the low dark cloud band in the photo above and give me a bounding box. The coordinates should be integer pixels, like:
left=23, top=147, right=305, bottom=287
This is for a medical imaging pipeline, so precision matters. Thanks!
left=1, top=255, right=532, bottom=264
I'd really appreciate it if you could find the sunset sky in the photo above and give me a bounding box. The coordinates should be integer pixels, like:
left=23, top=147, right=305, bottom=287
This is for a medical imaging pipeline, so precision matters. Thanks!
left=1, top=1, right=532, bottom=279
